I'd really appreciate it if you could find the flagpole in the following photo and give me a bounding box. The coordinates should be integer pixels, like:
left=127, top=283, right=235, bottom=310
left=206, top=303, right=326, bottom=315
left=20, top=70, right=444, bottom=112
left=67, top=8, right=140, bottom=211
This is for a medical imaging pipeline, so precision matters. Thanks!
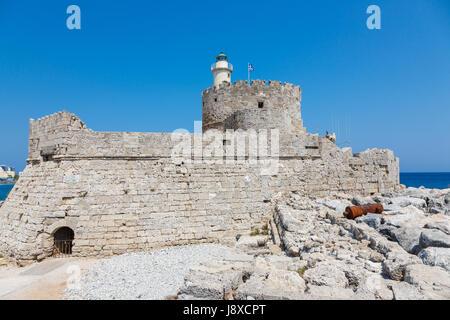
left=248, top=63, right=250, bottom=85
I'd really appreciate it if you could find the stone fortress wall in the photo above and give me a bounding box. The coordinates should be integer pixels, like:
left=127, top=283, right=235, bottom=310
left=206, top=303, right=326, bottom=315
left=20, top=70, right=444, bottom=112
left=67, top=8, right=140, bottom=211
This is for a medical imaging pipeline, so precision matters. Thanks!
left=0, top=80, right=400, bottom=264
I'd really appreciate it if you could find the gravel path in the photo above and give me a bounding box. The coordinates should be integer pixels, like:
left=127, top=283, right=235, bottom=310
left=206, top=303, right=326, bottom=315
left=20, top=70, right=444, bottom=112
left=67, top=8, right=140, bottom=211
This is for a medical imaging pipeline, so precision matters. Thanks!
left=64, top=243, right=236, bottom=300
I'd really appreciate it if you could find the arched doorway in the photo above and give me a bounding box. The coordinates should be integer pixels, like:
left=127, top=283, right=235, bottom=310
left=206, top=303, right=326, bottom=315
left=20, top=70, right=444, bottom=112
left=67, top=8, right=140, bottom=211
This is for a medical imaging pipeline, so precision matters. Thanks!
left=53, top=227, right=74, bottom=256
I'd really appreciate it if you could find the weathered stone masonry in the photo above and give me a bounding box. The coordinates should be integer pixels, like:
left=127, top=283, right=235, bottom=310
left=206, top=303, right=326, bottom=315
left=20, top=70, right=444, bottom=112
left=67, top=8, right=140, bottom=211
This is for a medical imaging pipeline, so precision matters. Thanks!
left=0, top=80, right=399, bottom=264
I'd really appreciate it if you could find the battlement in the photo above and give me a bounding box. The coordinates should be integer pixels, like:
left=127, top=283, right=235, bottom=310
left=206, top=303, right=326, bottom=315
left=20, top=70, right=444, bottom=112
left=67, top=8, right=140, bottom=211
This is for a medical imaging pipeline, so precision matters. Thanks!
left=202, top=79, right=301, bottom=96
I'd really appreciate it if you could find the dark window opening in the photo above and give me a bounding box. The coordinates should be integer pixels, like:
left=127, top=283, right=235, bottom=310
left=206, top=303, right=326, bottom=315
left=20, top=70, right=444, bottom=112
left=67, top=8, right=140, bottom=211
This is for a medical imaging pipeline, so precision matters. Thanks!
left=258, top=101, right=264, bottom=108
left=42, top=155, right=53, bottom=162
left=214, top=98, right=217, bottom=102
left=53, top=227, right=74, bottom=256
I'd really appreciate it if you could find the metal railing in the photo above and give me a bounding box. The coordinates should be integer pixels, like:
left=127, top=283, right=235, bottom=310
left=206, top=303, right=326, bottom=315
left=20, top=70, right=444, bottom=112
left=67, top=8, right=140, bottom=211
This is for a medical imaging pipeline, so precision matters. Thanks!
left=211, top=62, right=233, bottom=71
left=53, top=240, right=73, bottom=257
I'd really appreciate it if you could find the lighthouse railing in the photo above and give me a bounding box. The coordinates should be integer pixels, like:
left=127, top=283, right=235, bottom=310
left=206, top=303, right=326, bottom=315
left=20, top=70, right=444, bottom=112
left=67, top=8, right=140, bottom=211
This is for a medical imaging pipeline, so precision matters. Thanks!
left=211, top=62, right=233, bottom=71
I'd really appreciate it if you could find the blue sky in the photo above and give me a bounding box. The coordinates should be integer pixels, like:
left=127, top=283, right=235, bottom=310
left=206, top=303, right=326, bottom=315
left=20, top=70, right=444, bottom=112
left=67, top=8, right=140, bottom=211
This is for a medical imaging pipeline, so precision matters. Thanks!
left=0, top=0, right=449, bottom=172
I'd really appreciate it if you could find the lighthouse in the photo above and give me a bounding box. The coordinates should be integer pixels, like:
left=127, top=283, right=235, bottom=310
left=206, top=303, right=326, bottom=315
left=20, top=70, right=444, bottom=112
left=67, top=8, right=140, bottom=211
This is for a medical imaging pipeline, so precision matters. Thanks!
left=211, top=52, right=233, bottom=86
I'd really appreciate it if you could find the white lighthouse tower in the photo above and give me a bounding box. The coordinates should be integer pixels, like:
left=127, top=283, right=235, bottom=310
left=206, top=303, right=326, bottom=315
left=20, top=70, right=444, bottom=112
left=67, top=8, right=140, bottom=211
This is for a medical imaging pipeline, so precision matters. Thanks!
left=211, top=52, right=233, bottom=86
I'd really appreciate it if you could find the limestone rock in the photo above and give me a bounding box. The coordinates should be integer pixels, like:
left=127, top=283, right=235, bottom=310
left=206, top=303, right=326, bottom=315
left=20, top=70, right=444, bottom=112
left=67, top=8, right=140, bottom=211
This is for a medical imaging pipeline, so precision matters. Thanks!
left=318, top=198, right=351, bottom=214
left=342, top=263, right=368, bottom=287
left=390, top=196, right=427, bottom=209
left=369, top=252, right=385, bottom=263
left=306, top=285, right=356, bottom=300
left=426, top=197, right=449, bottom=214
left=301, top=252, right=328, bottom=268
left=351, top=195, right=372, bottom=206
left=235, top=235, right=268, bottom=249
left=382, top=252, right=422, bottom=281
left=400, top=187, right=450, bottom=215
left=424, top=221, right=450, bottom=235
left=360, top=274, right=394, bottom=300
left=378, top=225, right=398, bottom=241
left=390, top=282, right=425, bottom=300
left=403, top=264, right=450, bottom=299
left=382, top=205, right=425, bottom=228
left=419, top=229, right=450, bottom=249
left=371, top=195, right=392, bottom=206
left=235, top=270, right=306, bottom=300
left=302, top=261, right=349, bottom=288
left=363, top=260, right=383, bottom=273
left=263, top=254, right=306, bottom=272
left=417, top=247, right=450, bottom=271
left=356, top=214, right=383, bottom=230
left=390, top=227, right=423, bottom=254
left=383, top=204, right=403, bottom=212
left=178, top=258, right=254, bottom=300
left=353, top=287, right=378, bottom=300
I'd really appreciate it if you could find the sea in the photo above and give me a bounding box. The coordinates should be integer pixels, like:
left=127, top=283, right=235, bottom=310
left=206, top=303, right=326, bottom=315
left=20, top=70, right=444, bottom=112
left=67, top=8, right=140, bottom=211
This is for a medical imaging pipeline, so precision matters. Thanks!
left=399, top=172, right=450, bottom=190
left=0, top=184, right=14, bottom=201
left=0, top=173, right=449, bottom=201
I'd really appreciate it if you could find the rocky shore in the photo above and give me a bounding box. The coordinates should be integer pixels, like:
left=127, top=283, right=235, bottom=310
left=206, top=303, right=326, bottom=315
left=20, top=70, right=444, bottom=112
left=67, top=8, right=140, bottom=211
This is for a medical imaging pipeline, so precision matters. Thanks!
left=65, top=187, right=450, bottom=300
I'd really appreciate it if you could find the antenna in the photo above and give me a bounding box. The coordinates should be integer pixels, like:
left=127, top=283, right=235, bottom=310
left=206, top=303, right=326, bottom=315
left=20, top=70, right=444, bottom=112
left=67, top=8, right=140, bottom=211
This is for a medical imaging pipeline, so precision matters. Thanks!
left=336, top=115, right=351, bottom=147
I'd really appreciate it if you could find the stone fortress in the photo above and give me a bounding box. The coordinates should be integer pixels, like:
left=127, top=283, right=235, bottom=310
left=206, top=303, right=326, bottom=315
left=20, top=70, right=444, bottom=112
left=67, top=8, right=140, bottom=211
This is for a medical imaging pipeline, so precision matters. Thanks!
left=0, top=53, right=399, bottom=265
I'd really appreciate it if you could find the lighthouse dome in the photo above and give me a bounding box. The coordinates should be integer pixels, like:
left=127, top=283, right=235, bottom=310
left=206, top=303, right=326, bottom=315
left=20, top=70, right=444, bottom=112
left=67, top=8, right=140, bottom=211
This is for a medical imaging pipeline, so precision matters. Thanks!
left=216, top=52, right=228, bottom=61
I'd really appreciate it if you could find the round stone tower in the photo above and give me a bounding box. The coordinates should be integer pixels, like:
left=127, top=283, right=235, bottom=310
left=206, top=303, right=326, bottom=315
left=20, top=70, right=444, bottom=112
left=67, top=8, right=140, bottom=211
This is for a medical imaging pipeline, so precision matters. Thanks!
left=211, top=52, right=233, bottom=86
left=202, top=79, right=305, bottom=134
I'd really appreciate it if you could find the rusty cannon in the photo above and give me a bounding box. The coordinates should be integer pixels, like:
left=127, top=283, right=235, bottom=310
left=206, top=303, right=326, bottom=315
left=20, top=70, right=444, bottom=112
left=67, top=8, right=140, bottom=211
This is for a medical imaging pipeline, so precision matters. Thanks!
left=343, top=203, right=384, bottom=219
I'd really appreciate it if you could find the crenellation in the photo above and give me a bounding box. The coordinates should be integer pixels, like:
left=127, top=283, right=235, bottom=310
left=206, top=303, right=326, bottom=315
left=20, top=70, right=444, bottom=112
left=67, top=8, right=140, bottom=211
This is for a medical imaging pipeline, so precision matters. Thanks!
left=233, top=80, right=247, bottom=87
left=268, top=80, right=282, bottom=87
left=251, top=80, right=266, bottom=86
